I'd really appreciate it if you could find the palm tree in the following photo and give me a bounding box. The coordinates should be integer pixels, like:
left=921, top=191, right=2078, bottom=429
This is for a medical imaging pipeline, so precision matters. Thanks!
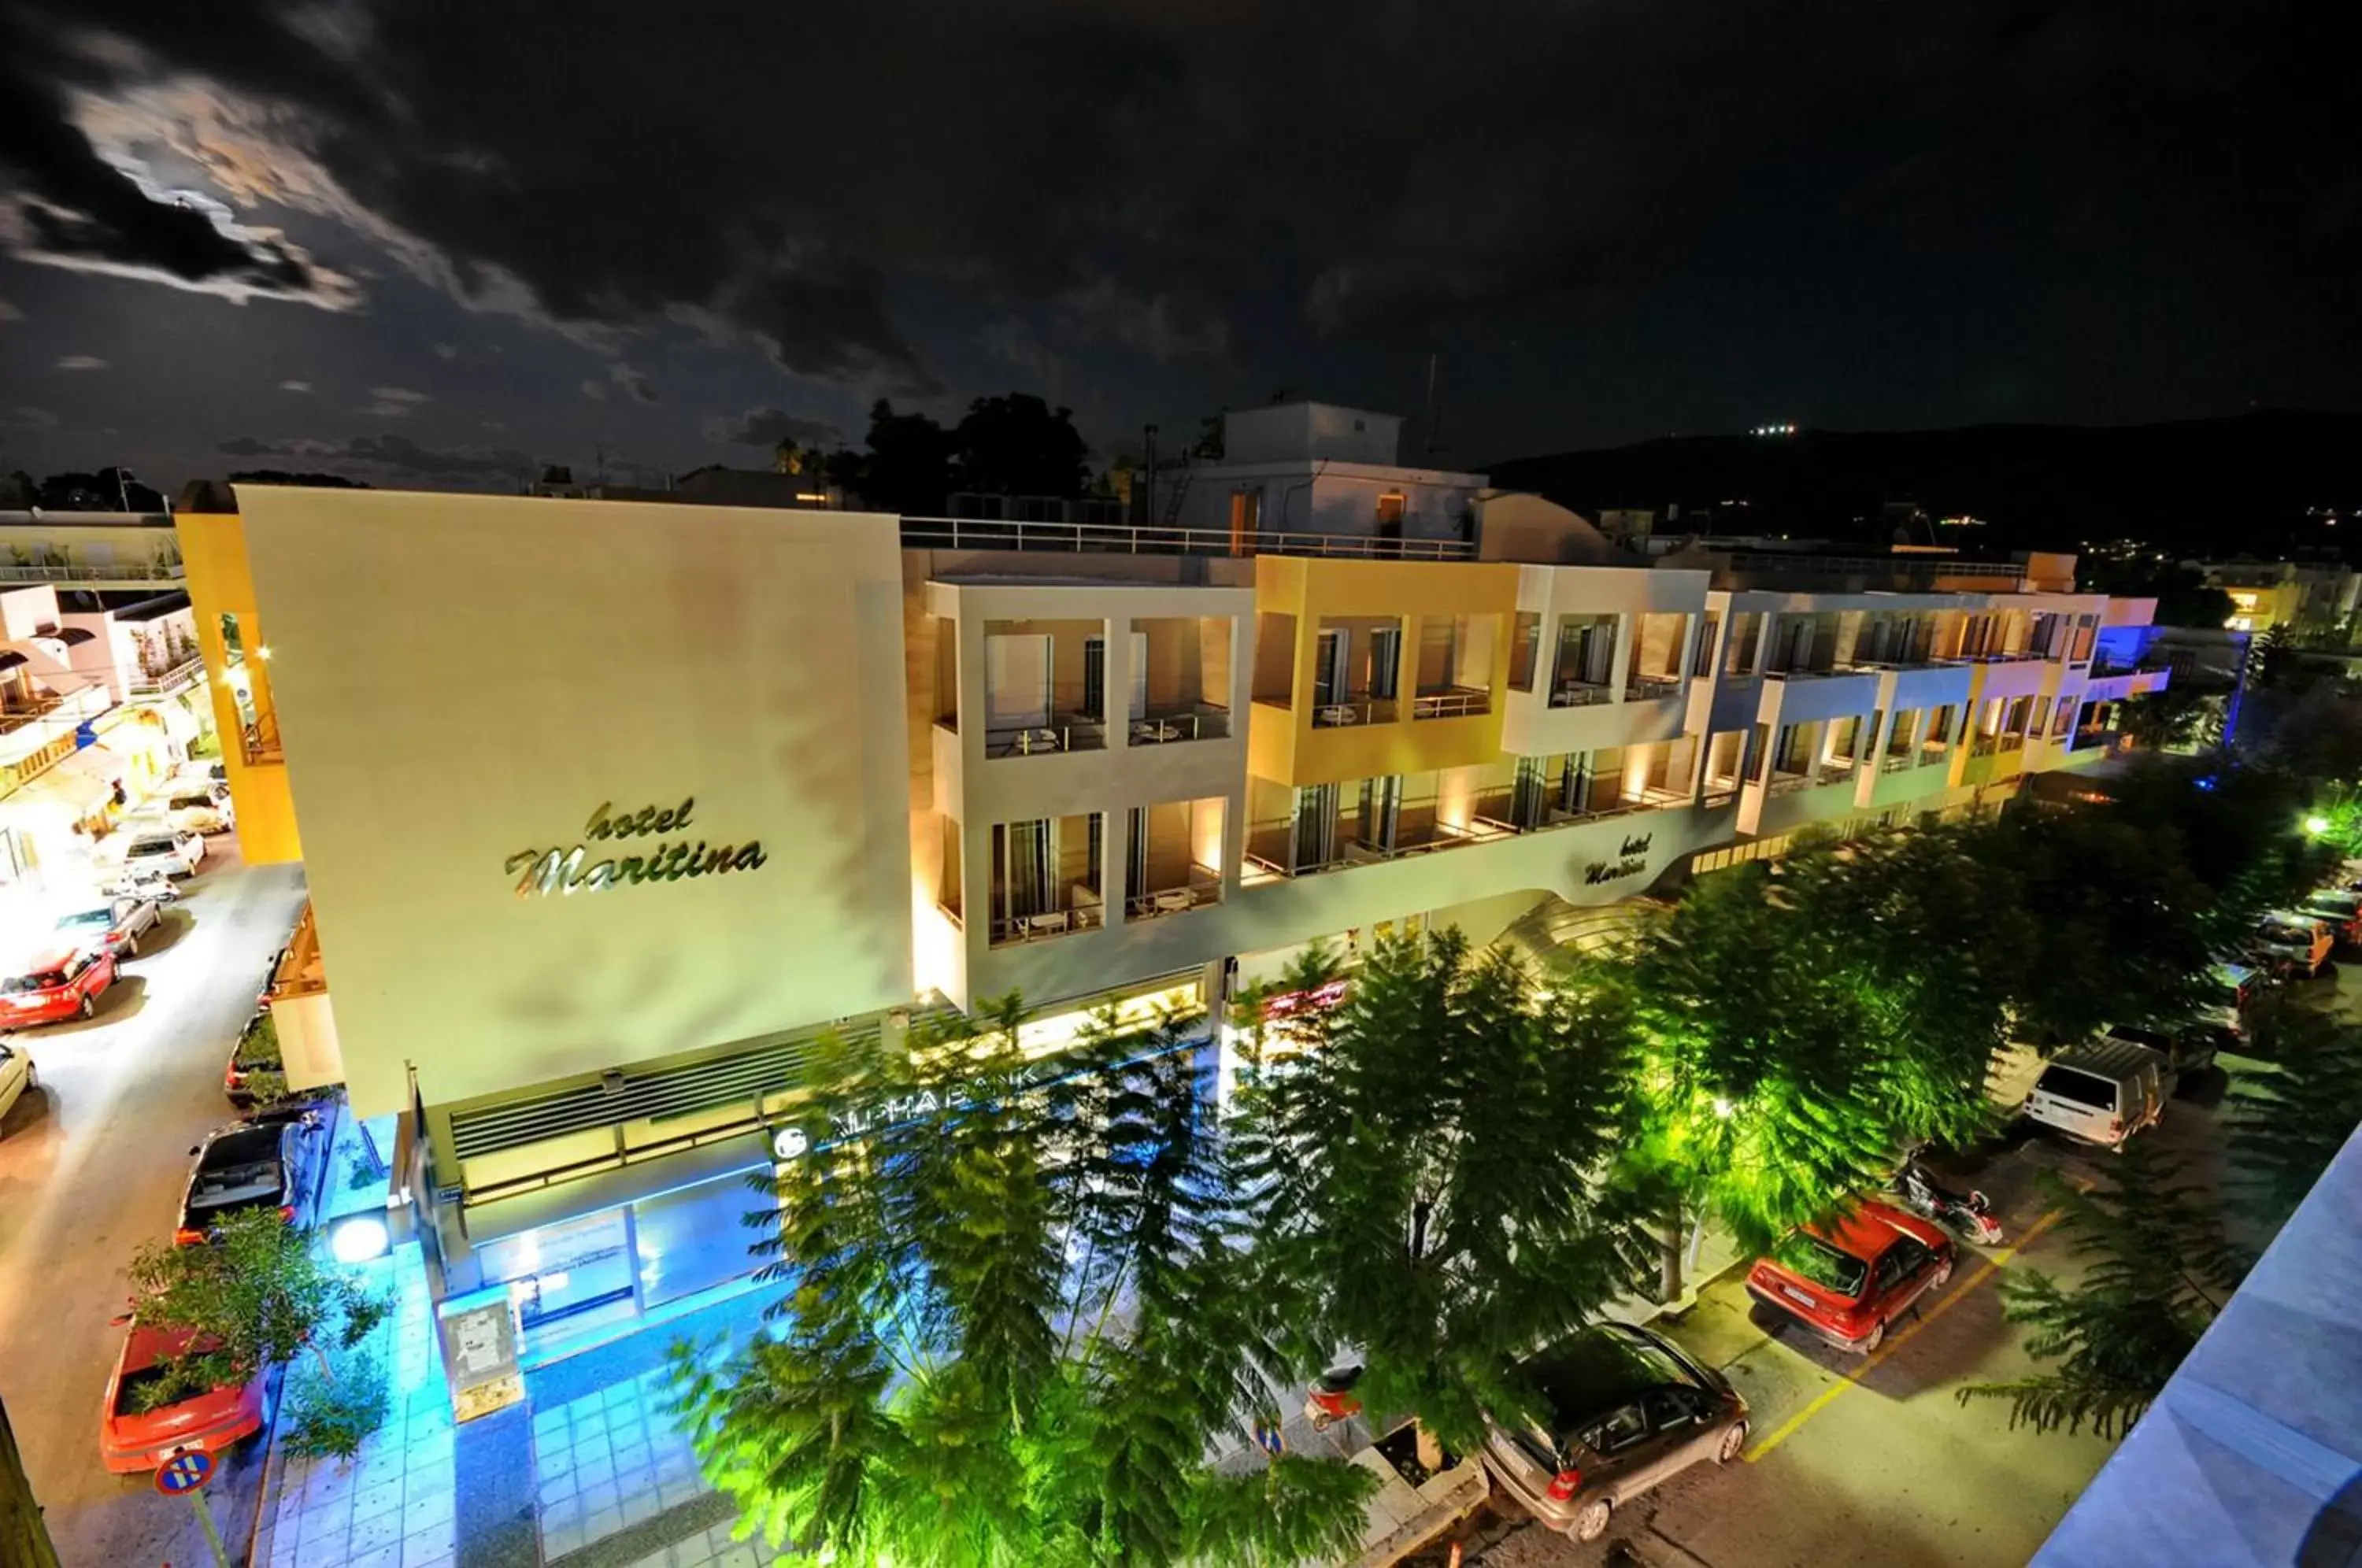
left=667, top=999, right=1372, bottom=1567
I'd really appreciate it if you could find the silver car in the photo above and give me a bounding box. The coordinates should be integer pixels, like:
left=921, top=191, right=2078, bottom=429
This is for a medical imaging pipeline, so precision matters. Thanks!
left=1482, top=1322, right=1749, bottom=1543
left=53, top=896, right=164, bottom=959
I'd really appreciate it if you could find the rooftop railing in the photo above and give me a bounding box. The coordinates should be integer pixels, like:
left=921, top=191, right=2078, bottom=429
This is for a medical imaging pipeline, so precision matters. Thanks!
left=901, top=516, right=1475, bottom=560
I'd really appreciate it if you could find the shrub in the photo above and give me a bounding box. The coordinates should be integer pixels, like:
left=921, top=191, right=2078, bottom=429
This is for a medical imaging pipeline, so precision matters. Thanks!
left=283, top=1349, right=390, bottom=1461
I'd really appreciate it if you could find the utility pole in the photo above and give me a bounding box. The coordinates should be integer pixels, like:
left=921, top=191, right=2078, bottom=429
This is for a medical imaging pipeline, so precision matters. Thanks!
left=0, top=1396, right=63, bottom=1568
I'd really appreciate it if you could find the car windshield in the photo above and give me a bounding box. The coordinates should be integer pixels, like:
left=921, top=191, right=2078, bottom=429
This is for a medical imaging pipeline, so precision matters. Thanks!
left=2109, top=1027, right=2171, bottom=1052
left=127, top=838, right=177, bottom=856
left=189, top=1159, right=283, bottom=1212
left=2, top=970, right=67, bottom=993
left=1770, top=1233, right=1868, bottom=1296
left=169, top=794, right=212, bottom=809
left=54, top=908, right=113, bottom=930
left=2036, top=1064, right=2116, bottom=1108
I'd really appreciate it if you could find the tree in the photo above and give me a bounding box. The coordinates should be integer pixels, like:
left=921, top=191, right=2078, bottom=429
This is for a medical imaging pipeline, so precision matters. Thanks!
left=2082, top=559, right=2236, bottom=631
left=1957, top=1143, right=2242, bottom=1437
left=2225, top=991, right=2362, bottom=1231
left=668, top=1001, right=1372, bottom=1568
left=1229, top=933, right=1654, bottom=1452
left=2119, top=685, right=2212, bottom=752
left=123, top=1207, right=387, bottom=1406
left=856, top=399, right=957, bottom=515
left=1629, top=861, right=1912, bottom=1281
left=1, top=1396, right=62, bottom=1568
left=227, top=469, right=371, bottom=489
left=952, top=394, right=1089, bottom=499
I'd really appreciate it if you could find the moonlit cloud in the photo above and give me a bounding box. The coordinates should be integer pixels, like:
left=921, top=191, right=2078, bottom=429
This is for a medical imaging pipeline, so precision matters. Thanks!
left=54, top=354, right=106, bottom=370
left=280, top=379, right=313, bottom=392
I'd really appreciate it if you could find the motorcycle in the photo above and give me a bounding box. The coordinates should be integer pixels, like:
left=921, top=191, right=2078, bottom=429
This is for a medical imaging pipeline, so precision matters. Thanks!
left=1892, top=1153, right=2003, bottom=1247
left=1303, top=1363, right=1365, bottom=1431
left=106, top=870, right=180, bottom=904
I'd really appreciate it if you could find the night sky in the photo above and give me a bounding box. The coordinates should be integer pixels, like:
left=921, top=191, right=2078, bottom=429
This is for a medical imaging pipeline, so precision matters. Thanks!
left=1, top=2, right=2352, bottom=493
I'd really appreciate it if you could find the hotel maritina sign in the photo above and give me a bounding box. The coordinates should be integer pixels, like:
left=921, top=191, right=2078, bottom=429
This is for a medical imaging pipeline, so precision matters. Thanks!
left=507, top=797, right=767, bottom=898
left=1583, top=832, right=1653, bottom=887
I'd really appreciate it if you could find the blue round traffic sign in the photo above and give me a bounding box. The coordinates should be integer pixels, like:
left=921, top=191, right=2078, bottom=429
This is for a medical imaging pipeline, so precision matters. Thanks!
left=154, top=1448, right=215, bottom=1495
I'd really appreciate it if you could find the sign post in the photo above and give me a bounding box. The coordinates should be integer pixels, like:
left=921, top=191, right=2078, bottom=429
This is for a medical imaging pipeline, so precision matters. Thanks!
left=154, top=1450, right=229, bottom=1568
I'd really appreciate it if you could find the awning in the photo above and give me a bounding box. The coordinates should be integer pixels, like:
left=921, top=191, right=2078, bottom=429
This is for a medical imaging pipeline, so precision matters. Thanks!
left=459, top=1128, right=772, bottom=1245
left=0, top=653, right=24, bottom=672
left=55, top=628, right=96, bottom=646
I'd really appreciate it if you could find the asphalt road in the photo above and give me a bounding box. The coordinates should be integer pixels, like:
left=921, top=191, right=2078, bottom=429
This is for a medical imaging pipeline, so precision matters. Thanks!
left=0, top=843, right=307, bottom=1568
left=1468, top=1001, right=2308, bottom=1568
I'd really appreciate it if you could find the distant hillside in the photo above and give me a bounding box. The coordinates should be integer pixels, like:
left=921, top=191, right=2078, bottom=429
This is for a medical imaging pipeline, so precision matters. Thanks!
left=1486, top=410, right=2362, bottom=560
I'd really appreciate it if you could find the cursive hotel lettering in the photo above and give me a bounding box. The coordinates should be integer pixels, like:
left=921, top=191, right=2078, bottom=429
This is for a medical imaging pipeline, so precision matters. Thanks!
left=507, top=797, right=765, bottom=898
left=1619, top=833, right=1653, bottom=857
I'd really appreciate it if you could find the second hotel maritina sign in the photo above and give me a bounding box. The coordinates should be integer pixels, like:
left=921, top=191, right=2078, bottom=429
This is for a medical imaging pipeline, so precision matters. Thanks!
left=506, top=797, right=768, bottom=898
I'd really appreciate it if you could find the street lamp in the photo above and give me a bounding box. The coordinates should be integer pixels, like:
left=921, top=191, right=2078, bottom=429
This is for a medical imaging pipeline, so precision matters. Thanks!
left=2305, top=815, right=2331, bottom=837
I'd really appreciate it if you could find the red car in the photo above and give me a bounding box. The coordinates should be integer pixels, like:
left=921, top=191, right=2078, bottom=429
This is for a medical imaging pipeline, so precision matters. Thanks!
left=98, top=1319, right=268, bottom=1474
left=0, top=945, right=117, bottom=1026
left=1745, top=1199, right=1956, bottom=1354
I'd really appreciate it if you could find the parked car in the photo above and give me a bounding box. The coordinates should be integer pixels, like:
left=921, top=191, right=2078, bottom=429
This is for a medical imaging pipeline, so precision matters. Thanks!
left=1745, top=1200, right=1956, bottom=1355
left=175, top=1117, right=317, bottom=1245
left=2103, top=1021, right=2217, bottom=1078
left=2300, top=888, right=2362, bottom=946
left=2020, top=1037, right=2170, bottom=1149
left=0, top=1041, right=34, bottom=1131
left=222, top=1011, right=281, bottom=1110
left=98, top=1318, right=268, bottom=1474
left=51, top=893, right=164, bottom=960
left=0, top=945, right=119, bottom=1026
left=118, top=825, right=205, bottom=880
left=161, top=787, right=235, bottom=835
left=2254, top=911, right=2334, bottom=978
left=1479, top=1322, right=1749, bottom=1543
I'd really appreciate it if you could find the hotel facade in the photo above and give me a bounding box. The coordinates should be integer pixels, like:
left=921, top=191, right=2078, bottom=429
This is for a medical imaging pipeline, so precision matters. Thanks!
left=174, top=405, right=2168, bottom=1378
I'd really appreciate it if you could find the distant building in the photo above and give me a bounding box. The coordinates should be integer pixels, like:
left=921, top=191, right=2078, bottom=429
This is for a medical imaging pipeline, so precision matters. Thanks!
left=1150, top=402, right=1484, bottom=548
left=2185, top=557, right=2358, bottom=634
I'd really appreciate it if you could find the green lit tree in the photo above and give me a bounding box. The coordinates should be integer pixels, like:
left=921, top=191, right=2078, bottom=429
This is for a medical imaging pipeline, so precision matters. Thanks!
left=123, top=1206, right=387, bottom=1407
left=2118, top=686, right=2212, bottom=752
left=2226, top=992, right=2362, bottom=1231
left=667, top=1000, right=1372, bottom=1568
left=1229, top=932, right=1653, bottom=1452
left=1957, top=1143, right=2242, bottom=1437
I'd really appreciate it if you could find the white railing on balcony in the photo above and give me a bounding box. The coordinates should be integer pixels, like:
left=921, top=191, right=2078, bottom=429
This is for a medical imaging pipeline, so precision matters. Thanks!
left=1125, top=873, right=1222, bottom=921
left=1411, top=686, right=1490, bottom=720
left=0, top=559, right=183, bottom=584
left=128, top=656, right=206, bottom=697
left=1548, top=680, right=1616, bottom=709
left=901, top=516, right=1475, bottom=560
left=1126, top=707, right=1231, bottom=745
left=1312, top=697, right=1397, bottom=729
left=988, top=902, right=1108, bottom=946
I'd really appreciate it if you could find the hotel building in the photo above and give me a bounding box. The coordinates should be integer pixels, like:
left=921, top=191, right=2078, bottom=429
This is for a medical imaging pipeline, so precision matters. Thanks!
left=172, top=405, right=2168, bottom=1381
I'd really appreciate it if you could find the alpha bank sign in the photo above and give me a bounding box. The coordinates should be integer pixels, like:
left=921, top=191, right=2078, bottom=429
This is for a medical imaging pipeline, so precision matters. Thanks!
left=506, top=797, right=767, bottom=898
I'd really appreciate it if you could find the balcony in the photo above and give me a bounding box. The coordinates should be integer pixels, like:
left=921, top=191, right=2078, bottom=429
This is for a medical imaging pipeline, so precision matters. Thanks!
left=1312, top=696, right=1397, bottom=729
left=1125, top=872, right=1222, bottom=922
left=1126, top=705, right=1230, bottom=745
left=1548, top=679, right=1616, bottom=709
left=1411, top=686, right=1490, bottom=720
left=989, top=901, right=1106, bottom=945
left=127, top=656, right=206, bottom=697
left=983, top=682, right=1108, bottom=757
left=902, top=516, right=1475, bottom=561
left=1625, top=674, right=1684, bottom=700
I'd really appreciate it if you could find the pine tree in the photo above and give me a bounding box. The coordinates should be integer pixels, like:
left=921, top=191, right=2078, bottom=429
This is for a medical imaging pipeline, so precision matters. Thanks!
left=1957, top=1143, right=2242, bottom=1438
left=1230, top=930, right=1654, bottom=1452
left=667, top=1000, right=1373, bottom=1567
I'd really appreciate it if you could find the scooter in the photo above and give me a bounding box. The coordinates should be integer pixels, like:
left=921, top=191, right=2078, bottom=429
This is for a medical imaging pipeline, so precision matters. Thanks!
left=1892, top=1154, right=2003, bottom=1246
left=1304, top=1363, right=1365, bottom=1431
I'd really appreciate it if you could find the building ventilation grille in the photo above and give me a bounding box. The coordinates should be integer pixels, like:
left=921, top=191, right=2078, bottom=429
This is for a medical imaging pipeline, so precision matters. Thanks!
left=446, top=1023, right=877, bottom=1162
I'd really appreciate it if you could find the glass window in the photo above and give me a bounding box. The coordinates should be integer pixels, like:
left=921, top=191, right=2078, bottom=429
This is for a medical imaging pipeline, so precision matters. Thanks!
left=1595, top=1403, right=1649, bottom=1452
left=1771, top=1233, right=1868, bottom=1296
left=2034, top=1065, right=2115, bottom=1108
left=632, top=1174, right=763, bottom=1310
left=1642, top=1388, right=1697, bottom=1431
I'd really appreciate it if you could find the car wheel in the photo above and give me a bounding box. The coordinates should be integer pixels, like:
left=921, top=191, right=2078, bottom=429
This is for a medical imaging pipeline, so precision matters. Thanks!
left=1716, top=1422, right=1749, bottom=1464
left=124, top=935, right=140, bottom=958
left=1573, top=1498, right=1612, bottom=1542
left=1860, top=1318, right=1885, bottom=1354
left=77, top=993, right=94, bottom=1020
left=1932, top=1256, right=1954, bottom=1289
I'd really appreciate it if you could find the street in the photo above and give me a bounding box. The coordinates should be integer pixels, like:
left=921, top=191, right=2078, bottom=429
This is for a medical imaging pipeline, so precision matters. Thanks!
left=0, top=844, right=306, bottom=1568
left=1466, top=1011, right=2308, bottom=1568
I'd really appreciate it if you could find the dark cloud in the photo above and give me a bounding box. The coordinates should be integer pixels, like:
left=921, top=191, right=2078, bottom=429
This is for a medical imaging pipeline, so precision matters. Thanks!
left=706, top=406, right=843, bottom=449
left=54, top=354, right=106, bottom=370
left=2, top=2, right=2355, bottom=459
left=217, top=432, right=535, bottom=483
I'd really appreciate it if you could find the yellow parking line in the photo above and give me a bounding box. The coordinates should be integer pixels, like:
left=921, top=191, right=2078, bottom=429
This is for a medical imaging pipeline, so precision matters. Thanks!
left=1744, top=1208, right=2064, bottom=1463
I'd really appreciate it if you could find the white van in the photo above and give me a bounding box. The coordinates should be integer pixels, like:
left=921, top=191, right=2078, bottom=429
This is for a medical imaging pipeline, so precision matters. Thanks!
left=2021, top=1038, right=2170, bottom=1150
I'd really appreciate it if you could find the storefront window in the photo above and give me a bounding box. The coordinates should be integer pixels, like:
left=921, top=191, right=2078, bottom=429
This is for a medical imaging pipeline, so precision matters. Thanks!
left=632, top=1174, right=763, bottom=1310
left=477, top=1209, right=635, bottom=1334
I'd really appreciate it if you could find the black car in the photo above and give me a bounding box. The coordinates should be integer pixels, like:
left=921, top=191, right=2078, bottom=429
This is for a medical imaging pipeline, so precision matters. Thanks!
left=175, top=1116, right=317, bottom=1245
left=1479, top=1322, right=1749, bottom=1543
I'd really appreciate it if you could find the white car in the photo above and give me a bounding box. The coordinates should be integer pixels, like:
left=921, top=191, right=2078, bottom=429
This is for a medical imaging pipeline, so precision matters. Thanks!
left=0, top=1041, right=33, bottom=1134
left=163, top=780, right=236, bottom=835
left=119, top=827, right=205, bottom=880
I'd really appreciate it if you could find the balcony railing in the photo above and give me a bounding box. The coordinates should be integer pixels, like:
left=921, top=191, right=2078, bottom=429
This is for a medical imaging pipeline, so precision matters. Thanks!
left=1312, top=697, right=1397, bottom=729
left=0, top=559, right=184, bottom=584
left=1126, top=705, right=1230, bottom=745
left=128, top=656, right=206, bottom=697
left=1879, top=753, right=1921, bottom=774
left=0, top=684, right=113, bottom=764
left=1626, top=674, right=1685, bottom=700
left=902, top=516, right=1475, bottom=560
left=1548, top=680, right=1616, bottom=709
left=1125, top=871, right=1221, bottom=921
left=242, top=710, right=283, bottom=765
left=988, top=901, right=1108, bottom=946
left=1764, top=771, right=1819, bottom=795
left=1411, top=686, right=1490, bottom=720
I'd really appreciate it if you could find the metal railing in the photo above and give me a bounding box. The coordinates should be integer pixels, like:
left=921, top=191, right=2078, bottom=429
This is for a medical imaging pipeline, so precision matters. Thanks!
left=1764, top=771, right=1820, bottom=795
left=1125, top=877, right=1221, bottom=921
left=1879, top=753, right=1921, bottom=774
left=1311, top=697, right=1397, bottom=729
left=1548, top=680, right=1616, bottom=709
left=1411, top=686, right=1490, bottom=720
left=0, top=559, right=184, bottom=584
left=1126, top=707, right=1230, bottom=745
left=901, top=516, right=1475, bottom=561
left=1720, top=551, right=2026, bottom=585
left=988, top=903, right=1107, bottom=946
left=128, top=656, right=206, bottom=697
left=242, top=711, right=283, bottom=765
left=1625, top=674, right=1685, bottom=699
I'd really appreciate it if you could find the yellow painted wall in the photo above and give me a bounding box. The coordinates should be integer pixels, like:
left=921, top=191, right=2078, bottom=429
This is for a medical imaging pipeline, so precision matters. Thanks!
left=1246, top=556, right=1520, bottom=786
left=173, top=510, right=302, bottom=862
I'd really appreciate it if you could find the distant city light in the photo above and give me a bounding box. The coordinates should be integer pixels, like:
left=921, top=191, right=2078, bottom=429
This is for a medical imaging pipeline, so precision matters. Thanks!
left=1750, top=423, right=1797, bottom=437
